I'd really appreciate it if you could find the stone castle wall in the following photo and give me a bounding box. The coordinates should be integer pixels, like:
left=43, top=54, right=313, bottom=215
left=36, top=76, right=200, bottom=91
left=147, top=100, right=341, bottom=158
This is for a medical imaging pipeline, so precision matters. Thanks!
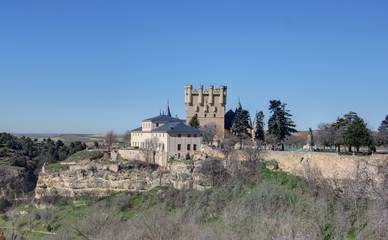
left=185, top=85, right=226, bottom=138
left=111, top=149, right=168, bottom=166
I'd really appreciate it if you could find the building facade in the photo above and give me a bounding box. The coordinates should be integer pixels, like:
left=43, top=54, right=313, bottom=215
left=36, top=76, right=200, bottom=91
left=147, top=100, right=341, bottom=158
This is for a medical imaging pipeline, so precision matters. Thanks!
left=131, top=113, right=202, bottom=165
left=185, top=85, right=227, bottom=139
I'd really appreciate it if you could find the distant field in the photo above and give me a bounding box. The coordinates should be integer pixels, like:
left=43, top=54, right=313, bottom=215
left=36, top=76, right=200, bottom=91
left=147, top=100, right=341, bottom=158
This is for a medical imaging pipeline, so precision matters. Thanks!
left=12, top=133, right=108, bottom=143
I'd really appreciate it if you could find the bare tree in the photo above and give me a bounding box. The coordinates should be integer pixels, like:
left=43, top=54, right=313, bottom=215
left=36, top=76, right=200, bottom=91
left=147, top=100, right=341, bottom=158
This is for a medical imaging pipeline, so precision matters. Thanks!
left=141, top=136, right=160, bottom=164
left=42, top=208, right=56, bottom=232
left=6, top=210, right=20, bottom=240
left=122, top=130, right=131, bottom=148
left=105, top=130, right=117, bottom=152
left=201, top=124, right=217, bottom=145
left=316, top=122, right=336, bottom=150
left=220, top=135, right=239, bottom=160
left=72, top=202, right=123, bottom=240
left=237, top=140, right=263, bottom=184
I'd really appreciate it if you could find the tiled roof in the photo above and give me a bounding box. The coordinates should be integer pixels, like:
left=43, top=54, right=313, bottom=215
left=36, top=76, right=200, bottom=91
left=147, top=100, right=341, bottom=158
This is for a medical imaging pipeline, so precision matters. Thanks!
left=131, top=127, right=142, bottom=132
left=152, top=122, right=201, bottom=133
left=144, top=115, right=184, bottom=123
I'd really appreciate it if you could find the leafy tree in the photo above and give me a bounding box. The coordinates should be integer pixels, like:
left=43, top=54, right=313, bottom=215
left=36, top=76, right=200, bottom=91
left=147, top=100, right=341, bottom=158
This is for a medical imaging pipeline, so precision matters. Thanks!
left=55, top=140, right=64, bottom=148
left=253, top=111, right=265, bottom=143
left=231, top=109, right=251, bottom=149
left=267, top=100, right=297, bottom=151
left=0, top=132, right=14, bottom=146
left=344, top=116, right=372, bottom=152
left=377, top=114, right=388, bottom=148
left=69, top=141, right=86, bottom=155
left=332, top=111, right=358, bottom=152
left=189, top=115, right=200, bottom=129
left=11, top=155, right=27, bottom=167
left=6, top=139, right=21, bottom=150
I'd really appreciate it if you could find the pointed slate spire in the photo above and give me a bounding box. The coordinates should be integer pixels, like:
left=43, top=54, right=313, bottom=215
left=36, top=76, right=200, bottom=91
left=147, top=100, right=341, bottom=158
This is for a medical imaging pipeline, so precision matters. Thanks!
left=236, top=98, right=242, bottom=112
left=166, top=100, right=171, bottom=117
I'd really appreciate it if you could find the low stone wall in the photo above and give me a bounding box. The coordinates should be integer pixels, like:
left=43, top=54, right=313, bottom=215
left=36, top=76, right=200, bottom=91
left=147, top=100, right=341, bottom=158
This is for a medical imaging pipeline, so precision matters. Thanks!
left=111, top=149, right=168, bottom=166
left=263, top=151, right=387, bottom=181
left=69, top=163, right=119, bottom=173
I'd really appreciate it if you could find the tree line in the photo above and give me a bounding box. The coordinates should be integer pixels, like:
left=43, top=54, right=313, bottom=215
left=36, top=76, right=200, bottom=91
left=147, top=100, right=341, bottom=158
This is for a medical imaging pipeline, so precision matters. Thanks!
left=315, top=113, right=388, bottom=152
left=0, top=132, right=87, bottom=184
left=188, top=100, right=388, bottom=152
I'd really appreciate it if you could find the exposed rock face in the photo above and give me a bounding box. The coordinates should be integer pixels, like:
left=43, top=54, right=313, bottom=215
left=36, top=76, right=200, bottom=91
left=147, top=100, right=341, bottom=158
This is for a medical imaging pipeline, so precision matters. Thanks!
left=35, top=151, right=388, bottom=199
left=35, top=160, right=215, bottom=199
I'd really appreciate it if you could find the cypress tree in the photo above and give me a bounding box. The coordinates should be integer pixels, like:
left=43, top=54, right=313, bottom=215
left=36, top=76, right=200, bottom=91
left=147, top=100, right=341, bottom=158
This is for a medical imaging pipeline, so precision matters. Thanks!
left=254, top=111, right=265, bottom=143
left=231, top=109, right=251, bottom=149
left=267, top=100, right=297, bottom=151
left=377, top=114, right=388, bottom=147
left=189, top=115, right=200, bottom=129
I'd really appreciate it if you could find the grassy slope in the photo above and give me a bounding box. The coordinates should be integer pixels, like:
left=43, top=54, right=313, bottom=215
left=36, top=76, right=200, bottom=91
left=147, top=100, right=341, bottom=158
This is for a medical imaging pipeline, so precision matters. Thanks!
left=61, top=150, right=101, bottom=163
left=0, top=165, right=312, bottom=239
left=1, top=160, right=384, bottom=239
left=44, top=150, right=101, bottom=173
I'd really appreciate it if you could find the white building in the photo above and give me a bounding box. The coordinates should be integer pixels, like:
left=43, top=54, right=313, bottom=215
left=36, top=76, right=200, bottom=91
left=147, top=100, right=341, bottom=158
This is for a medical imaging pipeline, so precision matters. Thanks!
left=131, top=110, right=203, bottom=163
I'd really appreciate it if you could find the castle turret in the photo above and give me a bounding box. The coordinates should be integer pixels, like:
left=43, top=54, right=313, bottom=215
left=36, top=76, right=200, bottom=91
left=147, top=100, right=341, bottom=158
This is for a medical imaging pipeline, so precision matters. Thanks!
left=198, top=85, right=204, bottom=105
left=220, top=85, right=226, bottom=106
left=208, top=85, right=214, bottom=105
left=185, top=84, right=192, bottom=105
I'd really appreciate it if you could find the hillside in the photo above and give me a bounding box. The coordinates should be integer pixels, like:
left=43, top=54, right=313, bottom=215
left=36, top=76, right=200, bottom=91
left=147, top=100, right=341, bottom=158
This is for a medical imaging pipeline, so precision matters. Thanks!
left=0, top=159, right=387, bottom=239
left=0, top=132, right=89, bottom=198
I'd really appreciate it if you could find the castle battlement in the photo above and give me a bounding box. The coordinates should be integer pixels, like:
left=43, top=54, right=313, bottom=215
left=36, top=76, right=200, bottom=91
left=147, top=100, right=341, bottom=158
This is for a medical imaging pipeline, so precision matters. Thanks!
left=185, top=84, right=227, bottom=139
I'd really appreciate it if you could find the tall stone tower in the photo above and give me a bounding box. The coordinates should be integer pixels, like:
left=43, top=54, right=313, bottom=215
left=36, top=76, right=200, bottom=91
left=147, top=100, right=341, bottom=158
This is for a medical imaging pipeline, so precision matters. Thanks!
left=185, top=85, right=227, bottom=139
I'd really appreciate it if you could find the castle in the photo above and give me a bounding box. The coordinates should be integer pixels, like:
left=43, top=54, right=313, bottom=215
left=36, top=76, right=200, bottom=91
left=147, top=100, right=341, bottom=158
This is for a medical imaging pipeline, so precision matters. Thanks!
left=185, top=85, right=227, bottom=139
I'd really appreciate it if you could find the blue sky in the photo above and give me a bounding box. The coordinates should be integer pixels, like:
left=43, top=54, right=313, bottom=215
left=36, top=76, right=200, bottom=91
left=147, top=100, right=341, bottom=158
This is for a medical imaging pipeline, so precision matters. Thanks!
left=1, top=0, right=387, bottom=134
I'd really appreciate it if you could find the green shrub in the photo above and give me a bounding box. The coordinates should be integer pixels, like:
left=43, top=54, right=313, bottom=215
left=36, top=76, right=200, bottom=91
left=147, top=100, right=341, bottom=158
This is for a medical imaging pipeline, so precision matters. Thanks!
left=0, top=198, right=12, bottom=213
left=10, top=155, right=27, bottom=167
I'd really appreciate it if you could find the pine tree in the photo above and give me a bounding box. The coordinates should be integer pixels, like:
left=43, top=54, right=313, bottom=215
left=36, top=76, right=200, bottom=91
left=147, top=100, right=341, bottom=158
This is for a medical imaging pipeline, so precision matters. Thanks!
left=231, top=109, right=251, bottom=149
left=377, top=115, right=388, bottom=147
left=332, top=112, right=360, bottom=152
left=254, top=111, right=265, bottom=143
left=189, top=115, right=200, bottom=129
left=267, top=100, right=297, bottom=151
left=344, top=116, right=371, bottom=152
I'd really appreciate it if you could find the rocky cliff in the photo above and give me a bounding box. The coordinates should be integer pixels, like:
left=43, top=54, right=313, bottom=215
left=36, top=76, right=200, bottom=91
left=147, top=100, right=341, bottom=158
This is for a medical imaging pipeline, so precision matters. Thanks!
left=35, top=160, right=217, bottom=199
left=35, top=151, right=388, bottom=199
